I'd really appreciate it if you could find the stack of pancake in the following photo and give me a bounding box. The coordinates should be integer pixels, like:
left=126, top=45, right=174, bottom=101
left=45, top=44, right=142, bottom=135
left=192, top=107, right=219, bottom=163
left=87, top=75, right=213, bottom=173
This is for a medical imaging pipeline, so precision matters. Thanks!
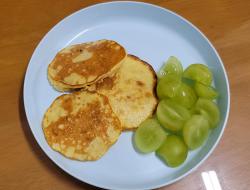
left=43, top=40, right=158, bottom=161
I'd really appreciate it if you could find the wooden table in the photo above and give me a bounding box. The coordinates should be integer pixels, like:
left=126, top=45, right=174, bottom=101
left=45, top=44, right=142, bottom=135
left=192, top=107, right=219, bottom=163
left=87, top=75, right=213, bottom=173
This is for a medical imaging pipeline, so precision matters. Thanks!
left=1, top=0, right=249, bottom=189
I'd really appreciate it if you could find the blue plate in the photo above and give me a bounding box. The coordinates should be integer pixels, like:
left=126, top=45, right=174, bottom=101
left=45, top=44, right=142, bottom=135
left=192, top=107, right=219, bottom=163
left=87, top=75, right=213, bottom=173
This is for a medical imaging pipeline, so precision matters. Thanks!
left=24, top=2, right=230, bottom=189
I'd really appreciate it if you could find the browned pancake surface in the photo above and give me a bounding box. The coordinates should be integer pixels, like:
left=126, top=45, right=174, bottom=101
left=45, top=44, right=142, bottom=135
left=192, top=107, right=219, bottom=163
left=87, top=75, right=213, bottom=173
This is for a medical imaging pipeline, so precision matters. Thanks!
left=48, top=40, right=126, bottom=87
left=42, top=91, right=121, bottom=160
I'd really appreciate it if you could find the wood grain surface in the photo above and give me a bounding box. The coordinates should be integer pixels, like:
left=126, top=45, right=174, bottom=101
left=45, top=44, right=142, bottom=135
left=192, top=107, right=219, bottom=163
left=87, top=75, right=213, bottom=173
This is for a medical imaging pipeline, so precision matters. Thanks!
left=0, top=0, right=249, bottom=189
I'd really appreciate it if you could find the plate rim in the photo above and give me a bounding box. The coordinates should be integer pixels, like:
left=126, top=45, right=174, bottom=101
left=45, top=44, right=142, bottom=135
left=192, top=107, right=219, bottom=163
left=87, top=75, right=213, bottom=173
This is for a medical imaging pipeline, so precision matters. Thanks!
left=23, top=1, right=230, bottom=189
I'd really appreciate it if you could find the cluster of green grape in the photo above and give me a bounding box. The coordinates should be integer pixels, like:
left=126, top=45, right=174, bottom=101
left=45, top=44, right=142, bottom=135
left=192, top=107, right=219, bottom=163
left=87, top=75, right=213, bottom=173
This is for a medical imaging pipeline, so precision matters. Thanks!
left=134, top=56, right=220, bottom=167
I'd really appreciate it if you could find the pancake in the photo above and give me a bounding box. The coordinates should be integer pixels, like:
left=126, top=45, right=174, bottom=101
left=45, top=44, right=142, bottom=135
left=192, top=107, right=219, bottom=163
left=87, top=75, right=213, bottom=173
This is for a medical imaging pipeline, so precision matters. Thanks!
left=93, top=55, right=158, bottom=130
left=48, top=73, right=75, bottom=92
left=48, top=73, right=83, bottom=92
left=42, top=91, right=121, bottom=161
left=48, top=39, right=126, bottom=91
left=47, top=64, right=118, bottom=92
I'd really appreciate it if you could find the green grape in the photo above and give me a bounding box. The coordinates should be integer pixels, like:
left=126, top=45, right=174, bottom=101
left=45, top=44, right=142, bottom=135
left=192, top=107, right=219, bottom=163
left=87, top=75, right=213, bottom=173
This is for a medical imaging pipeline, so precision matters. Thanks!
left=194, top=82, right=218, bottom=99
left=172, top=83, right=197, bottom=109
left=156, top=99, right=191, bottom=132
left=156, top=135, right=188, bottom=167
left=182, top=77, right=195, bottom=87
left=157, top=76, right=181, bottom=99
left=158, top=56, right=183, bottom=79
left=183, top=64, right=213, bottom=85
left=134, top=118, right=166, bottom=153
left=194, top=98, right=220, bottom=128
left=183, top=115, right=210, bottom=150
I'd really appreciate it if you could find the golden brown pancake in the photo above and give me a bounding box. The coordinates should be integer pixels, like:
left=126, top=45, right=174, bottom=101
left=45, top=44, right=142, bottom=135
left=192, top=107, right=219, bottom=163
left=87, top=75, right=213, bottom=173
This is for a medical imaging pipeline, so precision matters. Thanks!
left=42, top=91, right=122, bottom=161
left=92, top=55, right=158, bottom=130
left=48, top=40, right=126, bottom=91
